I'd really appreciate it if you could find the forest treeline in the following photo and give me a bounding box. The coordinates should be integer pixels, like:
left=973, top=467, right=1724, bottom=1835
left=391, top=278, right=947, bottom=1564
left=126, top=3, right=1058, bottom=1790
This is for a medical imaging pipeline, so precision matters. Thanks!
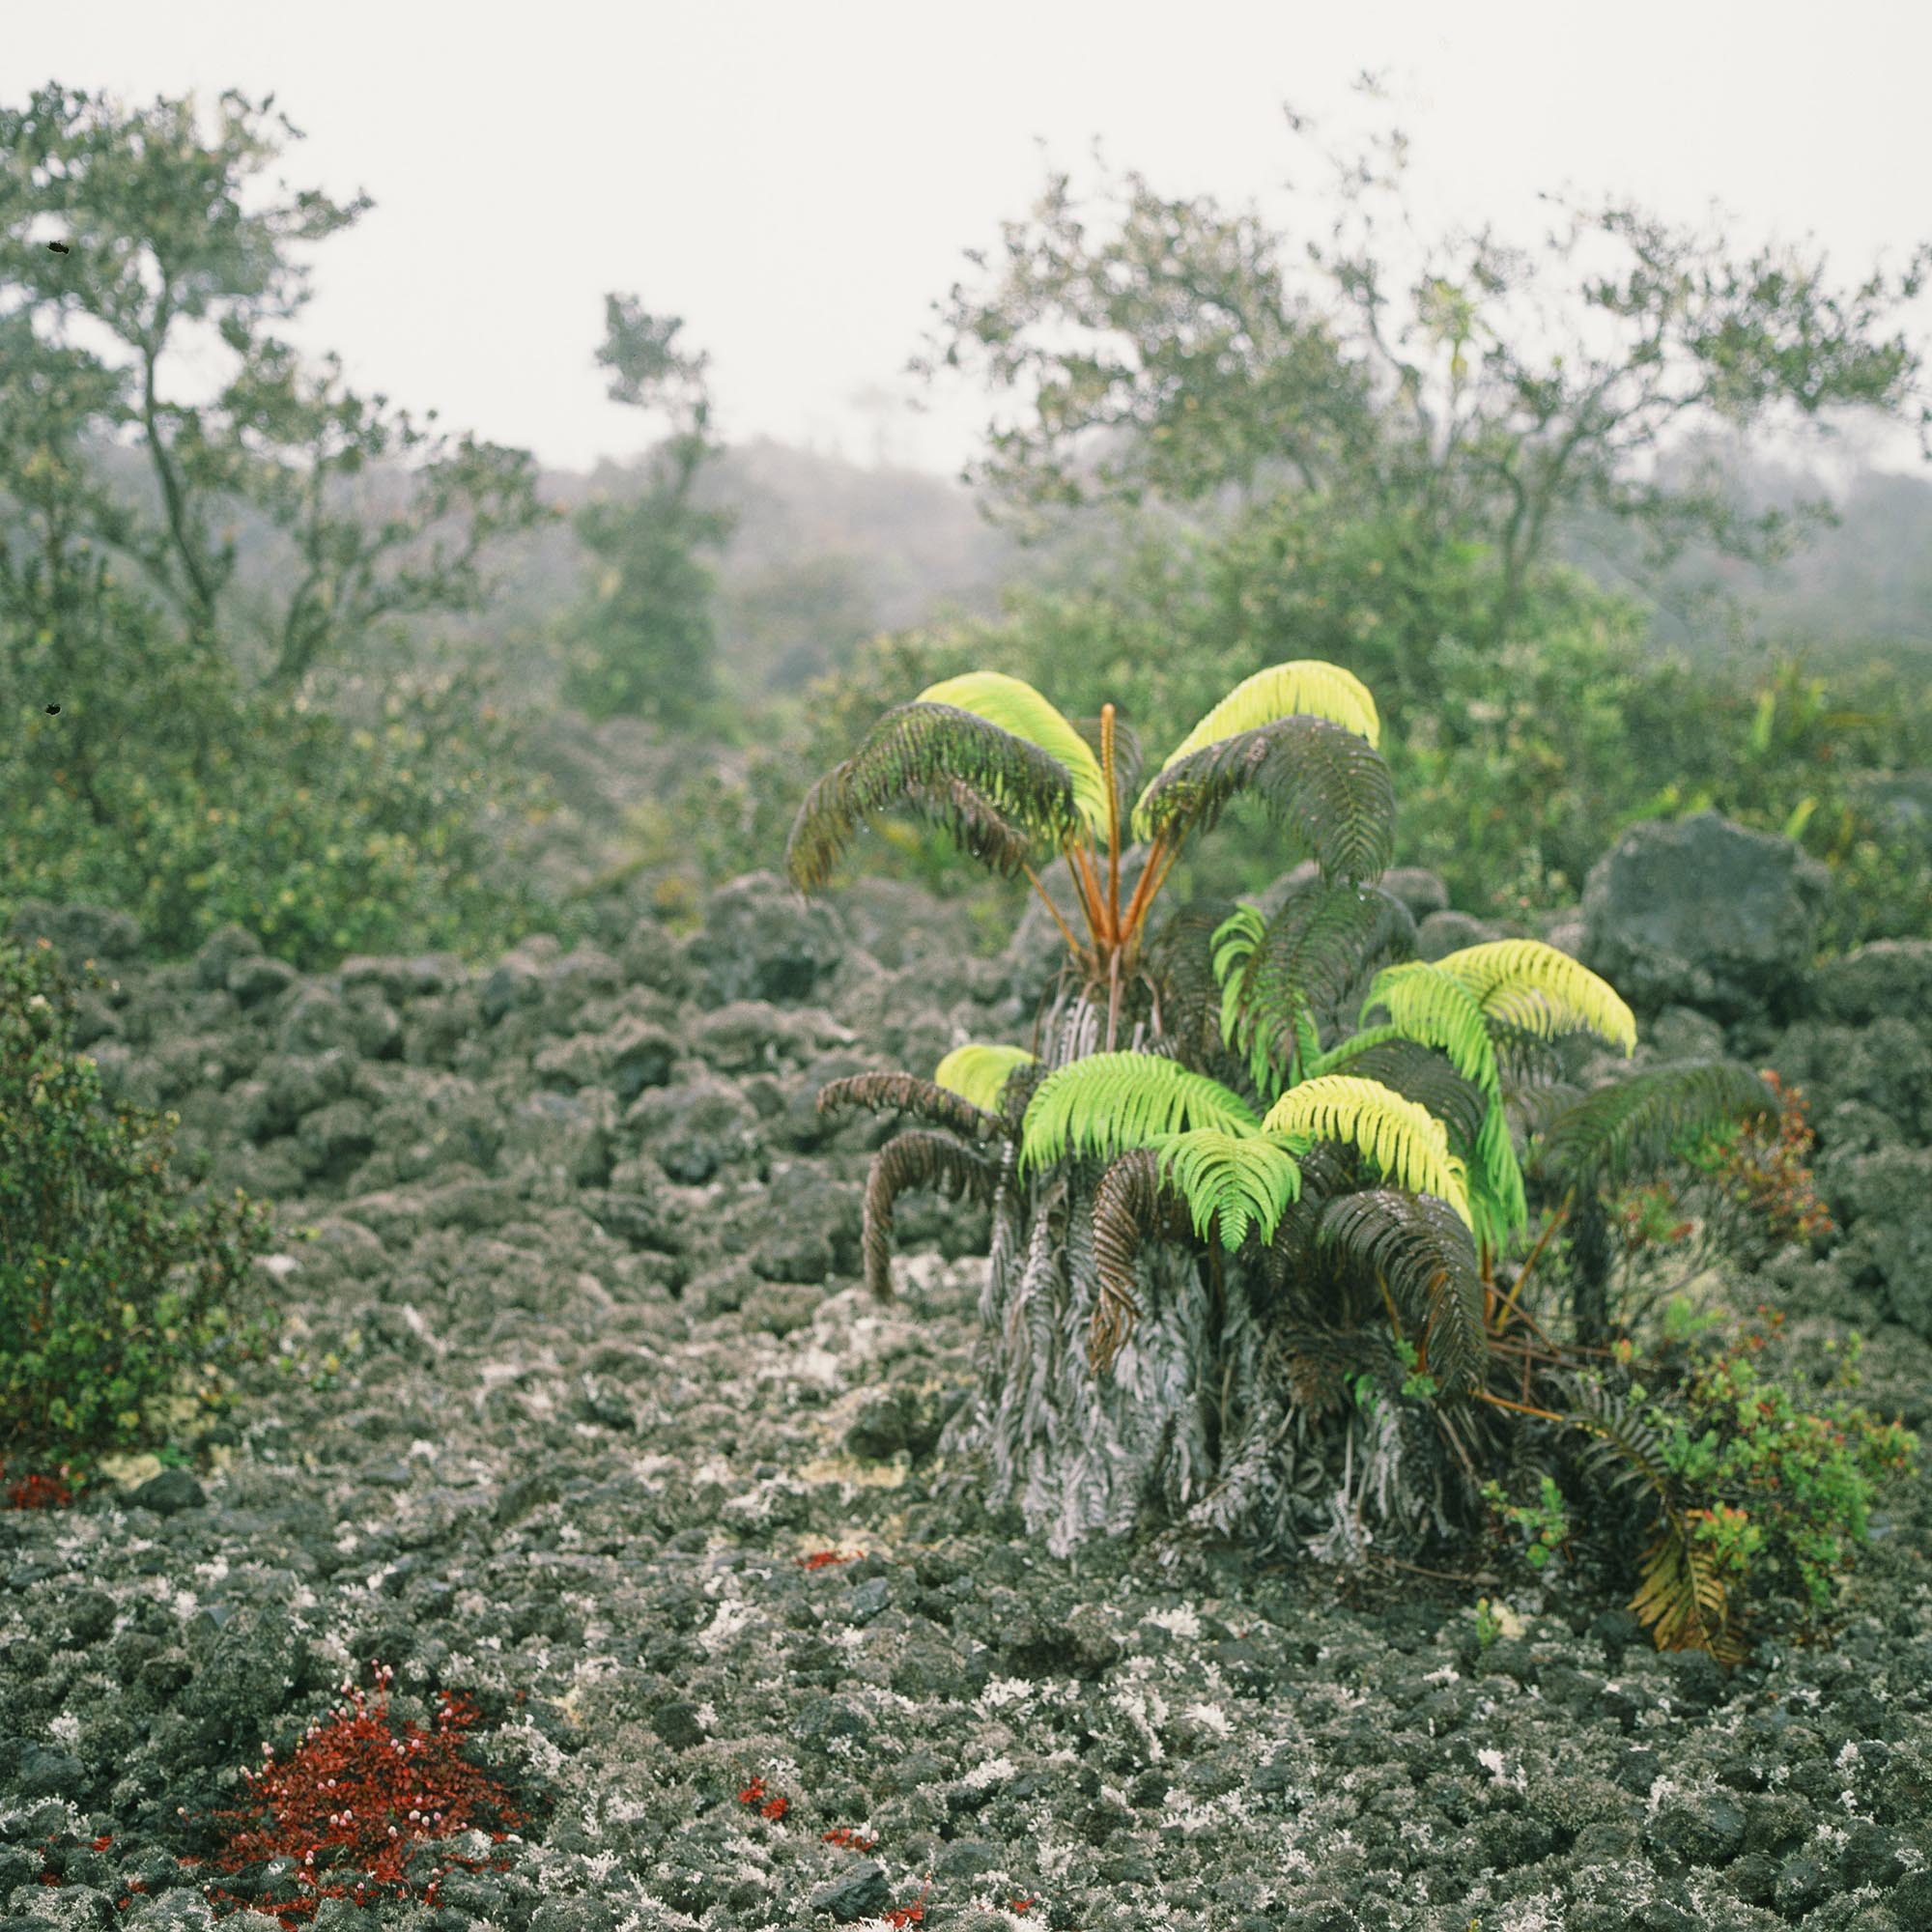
left=3, top=81, right=1929, bottom=970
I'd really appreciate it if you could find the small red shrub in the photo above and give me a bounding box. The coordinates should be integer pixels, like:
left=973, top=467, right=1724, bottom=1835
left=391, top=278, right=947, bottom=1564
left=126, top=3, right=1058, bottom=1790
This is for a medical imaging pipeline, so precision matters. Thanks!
left=205, top=1662, right=526, bottom=1925
left=5, top=1468, right=74, bottom=1510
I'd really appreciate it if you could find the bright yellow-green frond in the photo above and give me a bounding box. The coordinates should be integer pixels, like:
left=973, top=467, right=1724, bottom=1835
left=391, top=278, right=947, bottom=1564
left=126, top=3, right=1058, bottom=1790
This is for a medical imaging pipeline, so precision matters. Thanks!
left=934, top=1043, right=1037, bottom=1115
left=1433, top=940, right=1637, bottom=1057
left=917, top=672, right=1110, bottom=838
left=1149, top=1128, right=1305, bottom=1249
left=1152, top=659, right=1382, bottom=780
left=1360, top=962, right=1501, bottom=1097
left=1262, top=1073, right=1473, bottom=1226
left=1022, top=1053, right=1260, bottom=1173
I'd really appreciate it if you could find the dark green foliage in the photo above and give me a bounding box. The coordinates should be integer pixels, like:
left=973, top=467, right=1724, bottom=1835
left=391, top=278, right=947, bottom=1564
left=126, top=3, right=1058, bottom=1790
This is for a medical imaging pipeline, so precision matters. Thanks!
left=0, top=940, right=274, bottom=1462
left=786, top=702, right=1081, bottom=893
left=1537, top=1061, right=1780, bottom=1196
left=1214, top=881, right=1416, bottom=1093
left=1326, top=1038, right=1492, bottom=1159
left=1311, top=1189, right=1487, bottom=1396
left=861, top=1131, right=999, bottom=1303
left=1141, top=900, right=1236, bottom=1068
left=816, top=1072, right=1007, bottom=1144
left=1135, top=716, right=1396, bottom=883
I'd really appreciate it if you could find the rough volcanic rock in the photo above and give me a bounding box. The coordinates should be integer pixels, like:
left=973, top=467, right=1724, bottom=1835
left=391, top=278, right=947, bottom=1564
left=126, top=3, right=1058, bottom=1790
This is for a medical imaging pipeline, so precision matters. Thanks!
left=1579, top=810, right=1832, bottom=1021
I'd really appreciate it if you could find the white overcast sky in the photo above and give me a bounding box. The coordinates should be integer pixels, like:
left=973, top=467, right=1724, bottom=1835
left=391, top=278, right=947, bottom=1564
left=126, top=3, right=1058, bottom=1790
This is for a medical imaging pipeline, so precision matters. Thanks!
left=5, top=0, right=1930, bottom=478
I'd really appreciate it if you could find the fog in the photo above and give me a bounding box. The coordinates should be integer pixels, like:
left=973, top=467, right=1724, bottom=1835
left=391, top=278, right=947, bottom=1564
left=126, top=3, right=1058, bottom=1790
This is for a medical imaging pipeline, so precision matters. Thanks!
left=5, top=0, right=1929, bottom=475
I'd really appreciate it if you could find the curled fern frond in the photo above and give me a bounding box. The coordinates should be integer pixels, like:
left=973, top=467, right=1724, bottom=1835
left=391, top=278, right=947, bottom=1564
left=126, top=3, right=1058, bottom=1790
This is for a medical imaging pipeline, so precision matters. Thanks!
left=1151, top=658, right=1382, bottom=778
left=933, top=1042, right=1037, bottom=1115
left=1434, top=939, right=1637, bottom=1058
left=1021, top=1052, right=1260, bottom=1172
left=1262, top=1075, right=1472, bottom=1226
left=1071, top=713, right=1145, bottom=827
left=1314, top=1188, right=1487, bottom=1395
left=1149, top=1127, right=1306, bottom=1250
left=817, top=1071, right=1005, bottom=1142
left=1131, top=716, right=1396, bottom=883
left=785, top=701, right=1082, bottom=893
left=862, top=1130, right=999, bottom=1303
left=1089, top=1148, right=1192, bottom=1378
left=1215, top=883, right=1417, bottom=1097
left=1536, top=1060, right=1779, bottom=1196
left=1325, top=1037, right=1491, bottom=1153
left=916, top=671, right=1111, bottom=837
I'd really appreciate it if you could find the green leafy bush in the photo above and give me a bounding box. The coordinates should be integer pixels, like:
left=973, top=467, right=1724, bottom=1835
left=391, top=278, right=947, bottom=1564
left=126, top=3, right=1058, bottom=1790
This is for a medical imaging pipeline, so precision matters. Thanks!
left=0, top=938, right=275, bottom=1465
left=1, top=643, right=582, bottom=971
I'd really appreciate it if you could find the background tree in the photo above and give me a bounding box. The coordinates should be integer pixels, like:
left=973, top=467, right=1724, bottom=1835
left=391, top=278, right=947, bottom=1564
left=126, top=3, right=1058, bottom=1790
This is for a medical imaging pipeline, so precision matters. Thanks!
left=0, top=83, right=545, bottom=688
left=919, top=100, right=1930, bottom=710
left=561, top=294, right=732, bottom=727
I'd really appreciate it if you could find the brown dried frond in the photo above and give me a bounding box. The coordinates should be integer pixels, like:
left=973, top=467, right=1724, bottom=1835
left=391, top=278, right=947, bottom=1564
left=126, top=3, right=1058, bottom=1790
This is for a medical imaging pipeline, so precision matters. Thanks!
left=862, top=1130, right=999, bottom=1303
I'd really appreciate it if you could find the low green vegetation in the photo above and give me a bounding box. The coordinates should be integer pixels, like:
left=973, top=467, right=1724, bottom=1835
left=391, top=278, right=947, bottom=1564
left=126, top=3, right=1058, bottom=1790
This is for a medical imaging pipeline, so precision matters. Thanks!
left=0, top=938, right=274, bottom=1472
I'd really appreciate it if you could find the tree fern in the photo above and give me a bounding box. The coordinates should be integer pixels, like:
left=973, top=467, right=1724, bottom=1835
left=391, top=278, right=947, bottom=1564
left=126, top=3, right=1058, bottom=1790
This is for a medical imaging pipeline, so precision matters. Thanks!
left=1149, top=1127, right=1307, bottom=1249
left=1536, top=1061, right=1779, bottom=1197
left=1021, top=1053, right=1261, bottom=1172
left=915, top=670, right=1112, bottom=837
left=861, top=1130, right=1000, bottom=1303
left=817, top=1071, right=1006, bottom=1142
left=1314, top=1189, right=1487, bottom=1395
left=1142, top=900, right=1237, bottom=1067
left=1132, top=716, right=1396, bottom=882
left=1434, top=940, right=1637, bottom=1058
left=1262, top=1075, right=1473, bottom=1226
left=1214, top=884, right=1415, bottom=1097
left=785, top=701, right=1083, bottom=892
left=933, top=1043, right=1037, bottom=1115
left=1151, top=658, right=1382, bottom=779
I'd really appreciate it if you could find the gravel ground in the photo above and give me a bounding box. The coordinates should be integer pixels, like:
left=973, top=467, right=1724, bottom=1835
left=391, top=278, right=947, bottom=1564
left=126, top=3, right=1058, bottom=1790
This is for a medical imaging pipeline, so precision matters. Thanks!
left=4, top=878, right=1931, bottom=1932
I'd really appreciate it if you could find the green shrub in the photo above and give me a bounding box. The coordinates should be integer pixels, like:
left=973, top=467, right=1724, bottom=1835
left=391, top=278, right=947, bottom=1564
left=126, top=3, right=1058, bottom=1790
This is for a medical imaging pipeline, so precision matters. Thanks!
left=1, top=655, right=583, bottom=971
left=0, top=938, right=275, bottom=1466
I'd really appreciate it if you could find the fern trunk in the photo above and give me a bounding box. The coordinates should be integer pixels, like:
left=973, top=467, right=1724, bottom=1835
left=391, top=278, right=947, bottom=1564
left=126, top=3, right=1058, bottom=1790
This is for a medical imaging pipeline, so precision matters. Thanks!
left=933, top=1002, right=1461, bottom=1566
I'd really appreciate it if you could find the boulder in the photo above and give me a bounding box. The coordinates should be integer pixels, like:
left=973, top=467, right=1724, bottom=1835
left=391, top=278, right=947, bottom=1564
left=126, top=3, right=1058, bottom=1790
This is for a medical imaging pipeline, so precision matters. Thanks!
left=1416, top=909, right=1496, bottom=961
left=1813, top=939, right=1932, bottom=1029
left=687, top=871, right=843, bottom=1007
left=193, top=923, right=264, bottom=990
left=1380, top=867, right=1451, bottom=921
left=1580, top=811, right=1830, bottom=1021
left=500, top=1089, right=616, bottom=1189
left=626, top=1077, right=763, bottom=1183
left=1830, top=1146, right=1932, bottom=1339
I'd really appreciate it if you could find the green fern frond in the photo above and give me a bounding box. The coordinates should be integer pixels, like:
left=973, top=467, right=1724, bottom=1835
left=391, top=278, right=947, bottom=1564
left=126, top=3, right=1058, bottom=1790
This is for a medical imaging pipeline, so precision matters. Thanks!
left=1216, top=884, right=1415, bottom=1098
left=862, top=1130, right=999, bottom=1303
left=1536, top=1060, right=1779, bottom=1195
left=933, top=1043, right=1037, bottom=1115
left=1315, top=1189, right=1487, bottom=1395
left=916, top=671, right=1111, bottom=838
left=1131, top=716, right=1395, bottom=880
left=1434, top=939, right=1637, bottom=1058
left=817, top=1070, right=1006, bottom=1142
left=1326, top=1037, right=1492, bottom=1152
left=1149, top=1127, right=1306, bottom=1250
left=1359, top=961, right=1501, bottom=1097
left=1151, top=659, right=1382, bottom=779
left=1469, top=1094, right=1530, bottom=1253
left=1089, top=1148, right=1192, bottom=1378
left=785, top=701, right=1082, bottom=893
left=1021, top=1053, right=1260, bottom=1172
left=1262, top=1074, right=1473, bottom=1226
